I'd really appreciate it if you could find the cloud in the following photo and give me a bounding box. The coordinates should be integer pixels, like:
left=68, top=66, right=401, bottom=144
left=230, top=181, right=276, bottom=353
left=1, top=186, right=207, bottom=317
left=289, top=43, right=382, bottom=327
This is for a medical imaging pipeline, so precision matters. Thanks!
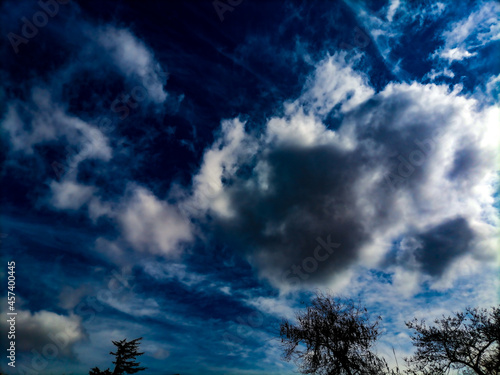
left=50, top=180, right=96, bottom=210
left=186, top=118, right=258, bottom=218
left=387, top=0, right=401, bottom=23
left=187, top=54, right=499, bottom=292
left=143, top=261, right=206, bottom=287
left=1, top=304, right=86, bottom=358
left=485, top=73, right=500, bottom=100
left=59, top=284, right=94, bottom=311
left=0, top=20, right=169, bottom=163
left=436, top=47, right=477, bottom=62
left=424, top=67, right=455, bottom=81
left=434, top=1, right=500, bottom=63
left=0, top=15, right=184, bottom=259
left=117, top=186, right=194, bottom=256
left=396, top=217, right=474, bottom=277
left=300, top=53, right=374, bottom=115
left=344, top=0, right=447, bottom=78
left=92, top=25, right=168, bottom=103
left=2, top=87, right=112, bottom=160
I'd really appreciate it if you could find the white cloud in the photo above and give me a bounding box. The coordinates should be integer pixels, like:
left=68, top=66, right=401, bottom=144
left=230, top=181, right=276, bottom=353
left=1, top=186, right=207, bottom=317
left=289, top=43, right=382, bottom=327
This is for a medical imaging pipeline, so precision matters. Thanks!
left=246, top=296, right=296, bottom=320
left=59, top=285, right=93, bottom=311
left=436, top=46, right=477, bottom=62
left=187, top=118, right=257, bottom=218
left=94, top=26, right=168, bottom=103
left=50, top=180, right=96, bottom=210
left=434, top=1, right=500, bottom=63
left=425, top=67, right=455, bottom=81
left=1, top=86, right=112, bottom=212
left=387, top=0, right=401, bottom=22
left=2, top=88, right=112, bottom=161
left=300, top=53, right=375, bottom=115
left=485, top=73, right=500, bottom=100
left=118, top=186, right=193, bottom=256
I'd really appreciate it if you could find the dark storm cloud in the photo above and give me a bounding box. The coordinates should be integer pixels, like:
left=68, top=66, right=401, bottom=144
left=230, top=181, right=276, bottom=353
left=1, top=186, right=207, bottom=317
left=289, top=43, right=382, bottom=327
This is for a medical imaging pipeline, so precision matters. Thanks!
left=414, top=217, right=474, bottom=277
left=216, top=144, right=376, bottom=285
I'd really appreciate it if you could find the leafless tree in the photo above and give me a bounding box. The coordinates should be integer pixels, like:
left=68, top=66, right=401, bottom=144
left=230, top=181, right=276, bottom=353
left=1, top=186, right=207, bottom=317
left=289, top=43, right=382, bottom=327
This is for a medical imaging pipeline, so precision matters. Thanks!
left=405, top=306, right=500, bottom=375
left=279, top=292, right=388, bottom=375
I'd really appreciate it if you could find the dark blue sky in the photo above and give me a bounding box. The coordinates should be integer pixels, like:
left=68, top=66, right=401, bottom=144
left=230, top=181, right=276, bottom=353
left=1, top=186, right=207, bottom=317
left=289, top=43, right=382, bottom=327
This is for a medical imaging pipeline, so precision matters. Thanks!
left=1, top=1, right=499, bottom=374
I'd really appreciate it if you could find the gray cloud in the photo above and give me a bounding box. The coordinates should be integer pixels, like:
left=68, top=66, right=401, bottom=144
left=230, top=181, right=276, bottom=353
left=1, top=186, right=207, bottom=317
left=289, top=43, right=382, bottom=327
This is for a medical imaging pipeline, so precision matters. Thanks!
left=1, top=304, right=86, bottom=358
left=414, top=217, right=474, bottom=277
left=188, top=55, right=499, bottom=291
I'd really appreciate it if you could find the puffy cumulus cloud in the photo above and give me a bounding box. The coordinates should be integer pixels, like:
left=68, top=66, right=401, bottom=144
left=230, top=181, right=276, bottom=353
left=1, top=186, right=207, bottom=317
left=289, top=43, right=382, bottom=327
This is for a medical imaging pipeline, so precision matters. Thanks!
left=78, top=184, right=194, bottom=260
left=188, top=54, right=499, bottom=292
left=434, top=1, right=500, bottom=62
left=186, top=118, right=258, bottom=218
left=1, top=304, right=86, bottom=358
left=117, top=186, right=194, bottom=257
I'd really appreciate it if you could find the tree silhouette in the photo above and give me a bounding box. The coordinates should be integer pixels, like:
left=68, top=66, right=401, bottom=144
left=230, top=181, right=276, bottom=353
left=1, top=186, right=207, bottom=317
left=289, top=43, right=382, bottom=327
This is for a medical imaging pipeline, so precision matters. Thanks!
left=279, top=292, right=388, bottom=375
left=111, top=337, right=147, bottom=375
left=89, top=337, right=146, bottom=375
left=89, top=367, right=112, bottom=375
left=405, top=306, right=500, bottom=375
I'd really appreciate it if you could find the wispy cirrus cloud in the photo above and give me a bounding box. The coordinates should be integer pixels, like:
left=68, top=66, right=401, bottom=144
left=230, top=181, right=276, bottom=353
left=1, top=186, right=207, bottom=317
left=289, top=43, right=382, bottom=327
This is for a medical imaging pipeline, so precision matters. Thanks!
left=433, top=1, right=500, bottom=62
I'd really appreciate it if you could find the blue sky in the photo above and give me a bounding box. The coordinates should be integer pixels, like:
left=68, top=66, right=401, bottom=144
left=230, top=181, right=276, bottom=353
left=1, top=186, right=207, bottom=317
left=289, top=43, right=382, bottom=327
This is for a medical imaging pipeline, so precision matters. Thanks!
left=0, top=1, right=499, bottom=374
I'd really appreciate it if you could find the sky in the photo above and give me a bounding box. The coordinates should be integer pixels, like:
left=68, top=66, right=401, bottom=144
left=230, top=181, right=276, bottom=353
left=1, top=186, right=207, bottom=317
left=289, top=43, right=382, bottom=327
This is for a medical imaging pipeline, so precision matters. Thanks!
left=0, top=0, right=499, bottom=374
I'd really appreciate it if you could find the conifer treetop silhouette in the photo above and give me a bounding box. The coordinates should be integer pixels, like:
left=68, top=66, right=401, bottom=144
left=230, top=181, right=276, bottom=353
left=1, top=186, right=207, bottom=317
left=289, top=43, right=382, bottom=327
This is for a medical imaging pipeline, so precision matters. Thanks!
left=89, top=337, right=147, bottom=375
left=110, top=337, right=147, bottom=375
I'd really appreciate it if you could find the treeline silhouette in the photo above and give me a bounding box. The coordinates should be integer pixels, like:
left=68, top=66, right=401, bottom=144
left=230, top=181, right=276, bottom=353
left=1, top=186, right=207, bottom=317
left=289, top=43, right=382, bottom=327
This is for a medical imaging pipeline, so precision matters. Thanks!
left=279, top=292, right=500, bottom=375
left=84, top=293, right=498, bottom=375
